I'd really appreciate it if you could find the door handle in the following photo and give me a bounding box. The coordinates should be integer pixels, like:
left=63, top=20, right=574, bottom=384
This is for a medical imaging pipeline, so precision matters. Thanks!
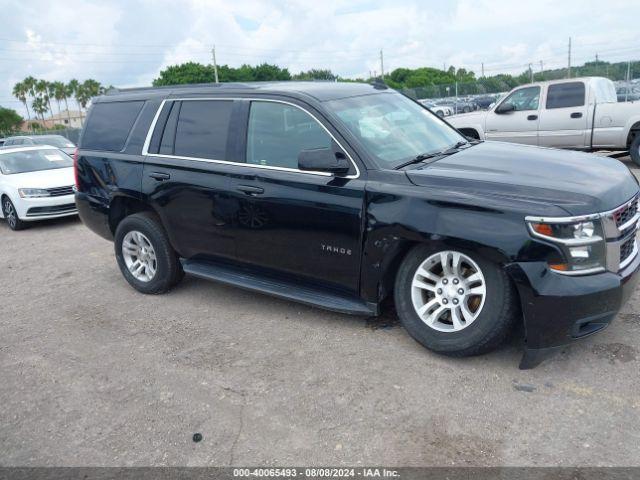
left=527, top=115, right=538, bottom=121
left=571, top=112, right=583, bottom=118
left=236, top=185, right=264, bottom=196
left=148, top=172, right=170, bottom=181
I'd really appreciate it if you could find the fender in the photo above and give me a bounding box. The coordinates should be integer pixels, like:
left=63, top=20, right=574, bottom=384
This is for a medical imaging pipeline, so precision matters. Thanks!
left=622, top=116, right=640, bottom=146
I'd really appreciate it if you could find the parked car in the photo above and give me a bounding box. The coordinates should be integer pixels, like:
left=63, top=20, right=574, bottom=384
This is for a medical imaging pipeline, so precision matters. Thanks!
left=2, top=134, right=76, bottom=156
left=418, top=100, right=453, bottom=117
left=448, top=77, right=640, bottom=164
left=76, top=81, right=640, bottom=369
left=437, top=99, right=476, bottom=114
left=0, top=145, right=77, bottom=230
left=472, top=95, right=498, bottom=110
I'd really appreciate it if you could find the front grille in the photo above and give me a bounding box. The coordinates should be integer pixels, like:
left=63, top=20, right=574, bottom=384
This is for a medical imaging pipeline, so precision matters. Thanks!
left=612, top=195, right=638, bottom=229
left=46, top=186, right=74, bottom=197
left=620, top=236, right=635, bottom=264
left=26, top=203, right=77, bottom=217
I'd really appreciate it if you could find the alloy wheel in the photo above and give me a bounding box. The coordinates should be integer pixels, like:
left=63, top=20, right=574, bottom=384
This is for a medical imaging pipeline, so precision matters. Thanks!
left=3, top=199, right=16, bottom=229
left=410, top=250, right=486, bottom=332
left=122, top=230, right=157, bottom=282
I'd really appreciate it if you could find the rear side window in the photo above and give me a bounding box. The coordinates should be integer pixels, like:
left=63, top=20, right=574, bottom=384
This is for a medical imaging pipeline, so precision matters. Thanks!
left=173, top=100, right=233, bottom=159
left=82, top=101, right=144, bottom=151
left=546, top=82, right=585, bottom=109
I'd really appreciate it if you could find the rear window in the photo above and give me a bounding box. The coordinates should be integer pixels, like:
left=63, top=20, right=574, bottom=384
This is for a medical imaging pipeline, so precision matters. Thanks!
left=546, top=82, right=585, bottom=109
left=32, top=136, right=75, bottom=148
left=173, top=100, right=233, bottom=159
left=82, top=101, right=144, bottom=151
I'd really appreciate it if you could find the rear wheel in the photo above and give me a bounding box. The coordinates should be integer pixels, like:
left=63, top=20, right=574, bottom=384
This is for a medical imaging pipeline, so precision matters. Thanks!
left=114, top=212, right=184, bottom=294
left=2, top=197, right=26, bottom=231
left=630, top=134, right=640, bottom=166
left=394, top=245, right=518, bottom=356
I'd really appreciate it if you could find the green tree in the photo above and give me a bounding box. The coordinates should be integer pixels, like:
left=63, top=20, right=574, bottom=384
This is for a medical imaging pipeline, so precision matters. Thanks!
left=0, top=107, right=23, bottom=134
left=153, top=62, right=215, bottom=86
left=31, top=96, right=48, bottom=122
left=12, top=81, right=31, bottom=122
left=292, top=69, right=337, bottom=81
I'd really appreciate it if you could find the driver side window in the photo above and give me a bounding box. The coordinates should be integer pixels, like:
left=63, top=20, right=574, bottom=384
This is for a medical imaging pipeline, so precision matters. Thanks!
left=500, top=86, right=540, bottom=112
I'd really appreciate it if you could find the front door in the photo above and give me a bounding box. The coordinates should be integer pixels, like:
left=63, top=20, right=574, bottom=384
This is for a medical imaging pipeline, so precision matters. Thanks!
left=484, top=86, right=541, bottom=145
left=228, top=100, right=365, bottom=294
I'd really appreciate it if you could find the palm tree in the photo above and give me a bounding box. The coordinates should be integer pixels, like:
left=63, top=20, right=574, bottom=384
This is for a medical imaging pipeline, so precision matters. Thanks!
left=51, top=81, right=66, bottom=119
left=35, top=79, right=54, bottom=119
left=12, top=81, right=31, bottom=122
left=23, top=76, right=37, bottom=101
left=32, top=97, right=48, bottom=123
left=68, top=79, right=84, bottom=124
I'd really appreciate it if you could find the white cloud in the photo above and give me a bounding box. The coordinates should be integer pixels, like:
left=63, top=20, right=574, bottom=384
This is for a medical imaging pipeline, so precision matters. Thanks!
left=1, top=0, right=639, bottom=117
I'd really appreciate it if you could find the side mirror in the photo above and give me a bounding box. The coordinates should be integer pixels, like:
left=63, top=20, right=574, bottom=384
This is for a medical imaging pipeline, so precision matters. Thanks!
left=495, top=102, right=515, bottom=114
left=298, top=148, right=350, bottom=175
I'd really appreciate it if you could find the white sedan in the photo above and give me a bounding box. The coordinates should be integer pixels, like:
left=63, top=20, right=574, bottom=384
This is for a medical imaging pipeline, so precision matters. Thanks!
left=0, top=145, right=77, bottom=231
left=418, top=100, right=453, bottom=118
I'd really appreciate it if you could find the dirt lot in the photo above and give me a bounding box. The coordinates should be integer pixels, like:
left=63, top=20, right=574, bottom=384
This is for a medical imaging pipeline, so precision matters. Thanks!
left=1, top=157, right=639, bottom=467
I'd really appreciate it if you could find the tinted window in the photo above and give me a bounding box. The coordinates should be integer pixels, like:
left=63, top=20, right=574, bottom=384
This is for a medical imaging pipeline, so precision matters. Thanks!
left=82, top=101, right=144, bottom=151
left=0, top=149, right=72, bottom=174
left=546, top=82, right=585, bottom=109
left=173, top=100, right=232, bottom=159
left=500, top=87, right=540, bottom=111
left=246, top=102, right=332, bottom=169
left=159, top=102, right=180, bottom=155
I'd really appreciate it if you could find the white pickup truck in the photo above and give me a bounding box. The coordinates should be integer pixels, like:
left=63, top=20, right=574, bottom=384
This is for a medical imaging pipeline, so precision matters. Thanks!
left=448, top=77, right=640, bottom=165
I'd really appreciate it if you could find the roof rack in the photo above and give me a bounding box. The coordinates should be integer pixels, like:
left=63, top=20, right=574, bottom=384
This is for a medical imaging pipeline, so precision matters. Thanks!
left=105, top=82, right=257, bottom=95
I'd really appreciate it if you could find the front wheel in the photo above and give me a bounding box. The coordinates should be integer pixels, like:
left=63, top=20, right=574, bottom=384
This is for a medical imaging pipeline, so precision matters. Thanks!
left=630, top=134, right=640, bottom=166
left=2, top=197, right=27, bottom=231
left=114, top=212, right=184, bottom=294
left=394, top=245, right=518, bottom=357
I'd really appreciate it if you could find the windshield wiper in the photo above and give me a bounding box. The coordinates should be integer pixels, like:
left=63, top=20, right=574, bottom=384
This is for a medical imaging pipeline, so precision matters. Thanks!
left=394, top=141, right=472, bottom=170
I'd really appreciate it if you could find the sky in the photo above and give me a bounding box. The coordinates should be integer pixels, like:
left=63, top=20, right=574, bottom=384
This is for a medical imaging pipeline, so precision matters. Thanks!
left=1, top=0, right=639, bottom=117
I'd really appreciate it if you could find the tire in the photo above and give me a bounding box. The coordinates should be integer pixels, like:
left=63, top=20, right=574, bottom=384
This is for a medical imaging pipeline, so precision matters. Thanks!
left=114, top=212, right=184, bottom=294
left=2, top=196, right=27, bottom=231
left=463, top=106, right=471, bottom=113
left=394, top=245, right=518, bottom=357
left=436, top=111, right=445, bottom=118
left=630, top=134, right=640, bottom=166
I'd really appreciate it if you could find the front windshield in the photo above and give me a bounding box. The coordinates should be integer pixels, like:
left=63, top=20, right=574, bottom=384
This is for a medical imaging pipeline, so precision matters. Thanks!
left=325, top=92, right=464, bottom=167
left=32, top=136, right=76, bottom=148
left=0, top=149, right=73, bottom=175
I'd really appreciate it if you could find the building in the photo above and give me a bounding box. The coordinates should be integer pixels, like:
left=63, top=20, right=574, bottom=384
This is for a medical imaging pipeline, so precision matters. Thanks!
left=20, top=110, right=84, bottom=131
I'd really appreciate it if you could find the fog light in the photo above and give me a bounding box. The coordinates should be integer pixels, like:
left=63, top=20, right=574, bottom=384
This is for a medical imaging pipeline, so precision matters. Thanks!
left=569, top=246, right=590, bottom=259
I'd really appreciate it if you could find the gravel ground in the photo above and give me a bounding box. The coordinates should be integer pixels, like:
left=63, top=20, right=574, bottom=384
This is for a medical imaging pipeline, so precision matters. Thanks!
left=0, top=156, right=639, bottom=467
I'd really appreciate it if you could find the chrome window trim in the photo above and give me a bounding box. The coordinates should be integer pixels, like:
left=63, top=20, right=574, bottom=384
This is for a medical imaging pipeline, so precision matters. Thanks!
left=141, top=97, right=361, bottom=179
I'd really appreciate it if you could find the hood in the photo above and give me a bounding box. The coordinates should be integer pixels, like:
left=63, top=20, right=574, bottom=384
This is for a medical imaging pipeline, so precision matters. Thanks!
left=3, top=167, right=75, bottom=189
left=406, top=142, right=639, bottom=216
left=449, top=111, right=487, bottom=122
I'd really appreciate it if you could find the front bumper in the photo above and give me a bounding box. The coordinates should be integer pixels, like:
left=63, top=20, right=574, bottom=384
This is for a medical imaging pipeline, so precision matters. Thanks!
left=507, top=251, right=640, bottom=368
left=14, top=194, right=77, bottom=221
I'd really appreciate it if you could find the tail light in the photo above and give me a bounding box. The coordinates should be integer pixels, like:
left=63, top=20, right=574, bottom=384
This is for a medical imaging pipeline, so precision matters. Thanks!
left=73, top=148, right=80, bottom=191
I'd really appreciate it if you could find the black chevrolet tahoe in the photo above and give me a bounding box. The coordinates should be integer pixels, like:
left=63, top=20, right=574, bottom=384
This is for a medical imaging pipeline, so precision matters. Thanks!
left=74, top=81, right=640, bottom=368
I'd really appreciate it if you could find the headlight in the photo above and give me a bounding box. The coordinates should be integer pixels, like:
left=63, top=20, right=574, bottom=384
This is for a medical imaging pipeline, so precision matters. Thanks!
left=526, top=217, right=606, bottom=274
left=18, top=188, right=50, bottom=198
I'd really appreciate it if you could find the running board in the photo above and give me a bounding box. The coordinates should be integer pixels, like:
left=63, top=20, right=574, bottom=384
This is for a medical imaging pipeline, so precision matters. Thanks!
left=181, top=259, right=378, bottom=316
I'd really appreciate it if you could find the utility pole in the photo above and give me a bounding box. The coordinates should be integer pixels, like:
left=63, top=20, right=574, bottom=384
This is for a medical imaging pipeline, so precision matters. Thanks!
left=595, top=53, right=599, bottom=74
left=379, top=49, right=384, bottom=79
left=540, top=60, right=544, bottom=80
left=567, top=37, right=572, bottom=78
left=211, top=46, right=219, bottom=84
left=481, top=63, right=484, bottom=77
left=529, top=63, right=533, bottom=83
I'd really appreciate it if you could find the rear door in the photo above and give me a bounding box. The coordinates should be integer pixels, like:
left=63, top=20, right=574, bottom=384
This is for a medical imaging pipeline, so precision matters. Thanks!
left=538, top=81, right=589, bottom=148
left=484, top=86, right=541, bottom=145
left=142, top=99, right=241, bottom=261
left=227, top=99, right=366, bottom=293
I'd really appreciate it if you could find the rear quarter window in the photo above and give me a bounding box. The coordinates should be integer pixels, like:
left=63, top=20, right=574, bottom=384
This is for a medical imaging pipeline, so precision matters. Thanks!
left=173, top=100, right=233, bottom=160
left=82, top=101, right=145, bottom=151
